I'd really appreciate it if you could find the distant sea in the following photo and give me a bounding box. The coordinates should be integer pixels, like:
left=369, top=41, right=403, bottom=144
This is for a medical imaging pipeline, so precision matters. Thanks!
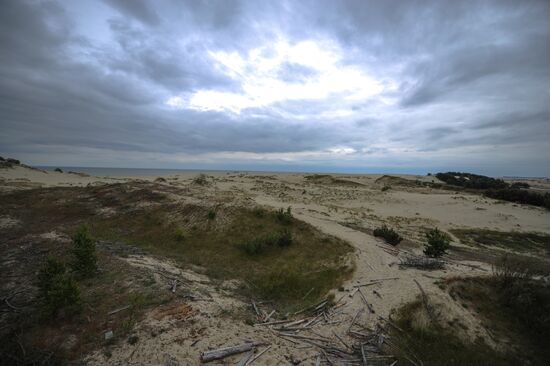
left=37, top=166, right=221, bottom=177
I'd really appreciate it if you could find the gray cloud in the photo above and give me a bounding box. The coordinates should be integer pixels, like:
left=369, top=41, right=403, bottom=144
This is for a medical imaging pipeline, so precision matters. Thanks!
left=103, top=0, right=161, bottom=26
left=1, top=0, right=549, bottom=176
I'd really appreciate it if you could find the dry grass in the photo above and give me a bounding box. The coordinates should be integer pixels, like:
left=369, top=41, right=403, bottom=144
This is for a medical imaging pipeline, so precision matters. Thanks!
left=387, top=299, right=518, bottom=366
left=451, top=228, right=550, bottom=255
left=90, top=205, right=354, bottom=311
left=444, top=275, right=550, bottom=365
left=0, top=243, right=169, bottom=365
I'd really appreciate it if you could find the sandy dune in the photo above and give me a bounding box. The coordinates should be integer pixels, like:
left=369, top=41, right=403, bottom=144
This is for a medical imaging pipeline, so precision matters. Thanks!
left=1, top=166, right=549, bottom=365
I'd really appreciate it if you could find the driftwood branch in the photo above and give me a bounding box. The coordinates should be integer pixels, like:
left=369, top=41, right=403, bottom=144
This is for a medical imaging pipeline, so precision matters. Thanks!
left=200, top=342, right=265, bottom=363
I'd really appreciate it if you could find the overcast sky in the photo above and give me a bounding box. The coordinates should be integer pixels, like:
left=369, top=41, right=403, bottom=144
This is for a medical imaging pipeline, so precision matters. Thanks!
left=1, top=0, right=549, bottom=176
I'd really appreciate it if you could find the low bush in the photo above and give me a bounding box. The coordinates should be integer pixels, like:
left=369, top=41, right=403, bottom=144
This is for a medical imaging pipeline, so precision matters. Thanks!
left=277, top=229, right=293, bottom=247
left=276, top=206, right=293, bottom=224
left=240, top=238, right=266, bottom=255
left=373, top=225, right=402, bottom=245
left=174, top=228, right=186, bottom=242
left=485, top=188, right=550, bottom=209
left=510, top=182, right=530, bottom=189
left=207, top=210, right=216, bottom=220
left=239, top=230, right=294, bottom=255
left=37, top=257, right=81, bottom=316
left=71, top=226, right=97, bottom=277
left=424, top=228, right=450, bottom=257
left=192, top=173, right=208, bottom=185
left=435, top=172, right=508, bottom=190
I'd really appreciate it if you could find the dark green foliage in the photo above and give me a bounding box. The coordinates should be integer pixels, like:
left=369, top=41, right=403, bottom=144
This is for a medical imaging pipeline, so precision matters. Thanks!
left=252, top=207, right=266, bottom=217
left=485, top=188, right=550, bottom=209
left=174, top=228, right=186, bottom=242
left=381, top=185, right=391, bottom=192
left=54, top=168, right=63, bottom=173
left=276, top=206, right=293, bottom=224
left=435, top=172, right=508, bottom=190
left=192, top=173, right=208, bottom=185
left=0, top=157, right=20, bottom=168
left=424, top=228, right=450, bottom=257
left=207, top=209, right=216, bottom=220
left=510, top=182, right=530, bottom=189
left=277, top=229, right=293, bottom=247
left=435, top=172, right=548, bottom=209
left=37, top=257, right=81, bottom=316
left=240, top=238, right=265, bottom=255
left=239, top=230, right=294, bottom=255
left=373, top=225, right=402, bottom=245
left=71, top=226, right=97, bottom=277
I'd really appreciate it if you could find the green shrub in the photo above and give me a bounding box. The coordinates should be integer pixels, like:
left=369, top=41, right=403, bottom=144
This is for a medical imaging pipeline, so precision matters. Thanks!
left=373, top=225, right=402, bottom=245
left=174, top=228, right=186, bottom=242
left=37, top=257, right=81, bottom=316
left=485, top=188, right=550, bottom=210
left=276, top=206, right=293, bottom=224
left=435, top=172, right=508, bottom=190
left=240, top=230, right=294, bottom=255
left=71, top=226, right=97, bottom=277
left=510, top=182, right=530, bottom=189
left=207, top=210, right=216, bottom=220
left=424, top=228, right=450, bottom=257
left=277, top=229, right=293, bottom=247
left=192, top=173, right=208, bottom=185
left=240, top=238, right=265, bottom=255
left=253, top=207, right=266, bottom=217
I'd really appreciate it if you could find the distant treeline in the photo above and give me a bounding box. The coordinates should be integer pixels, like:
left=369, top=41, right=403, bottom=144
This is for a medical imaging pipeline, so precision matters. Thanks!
left=436, top=172, right=550, bottom=210
left=435, top=172, right=509, bottom=190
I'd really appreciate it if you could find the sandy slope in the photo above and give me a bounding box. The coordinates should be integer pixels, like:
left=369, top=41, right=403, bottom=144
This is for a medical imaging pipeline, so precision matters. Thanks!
left=2, top=166, right=549, bottom=365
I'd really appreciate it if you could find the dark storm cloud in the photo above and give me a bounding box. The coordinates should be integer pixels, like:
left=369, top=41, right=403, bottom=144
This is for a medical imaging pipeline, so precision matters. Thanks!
left=1, top=0, right=549, bottom=175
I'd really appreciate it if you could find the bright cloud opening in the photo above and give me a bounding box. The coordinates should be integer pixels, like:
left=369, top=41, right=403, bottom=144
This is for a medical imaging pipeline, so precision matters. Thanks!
left=166, top=38, right=390, bottom=115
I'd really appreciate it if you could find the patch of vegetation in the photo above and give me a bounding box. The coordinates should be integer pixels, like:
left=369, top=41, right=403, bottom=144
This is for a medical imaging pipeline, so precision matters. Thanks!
left=275, top=206, right=293, bottom=224
left=0, top=157, right=21, bottom=168
left=71, top=226, right=98, bottom=277
left=90, top=205, right=353, bottom=312
left=304, top=174, right=364, bottom=187
left=252, top=266, right=347, bottom=309
left=450, top=228, right=550, bottom=255
left=436, top=172, right=508, bottom=190
left=373, top=225, right=402, bottom=245
left=192, top=173, right=209, bottom=185
left=511, top=182, right=530, bottom=189
left=485, top=188, right=550, bottom=209
left=445, top=259, right=550, bottom=365
left=435, top=172, right=549, bottom=209
left=387, top=299, right=518, bottom=366
left=381, top=185, right=391, bottom=192
left=37, top=257, right=81, bottom=317
left=207, top=209, right=216, bottom=220
left=424, top=228, right=450, bottom=257
left=239, top=229, right=294, bottom=255
left=375, top=175, right=441, bottom=190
